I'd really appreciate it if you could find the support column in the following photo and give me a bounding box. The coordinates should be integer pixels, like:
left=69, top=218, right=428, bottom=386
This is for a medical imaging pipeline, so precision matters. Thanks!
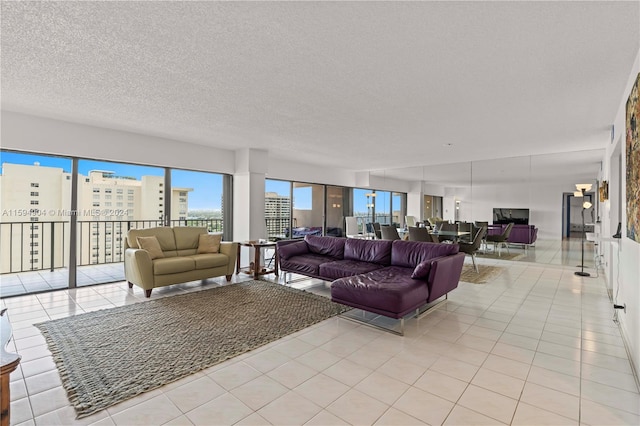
left=233, top=148, right=268, bottom=243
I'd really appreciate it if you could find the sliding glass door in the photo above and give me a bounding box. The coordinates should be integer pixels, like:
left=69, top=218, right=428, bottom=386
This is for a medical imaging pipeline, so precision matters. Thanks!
left=1, top=149, right=230, bottom=295
left=0, top=152, right=73, bottom=294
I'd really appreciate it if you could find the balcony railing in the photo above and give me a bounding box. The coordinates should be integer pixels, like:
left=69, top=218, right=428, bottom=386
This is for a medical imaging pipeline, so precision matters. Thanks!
left=265, top=217, right=345, bottom=240
left=0, top=219, right=223, bottom=274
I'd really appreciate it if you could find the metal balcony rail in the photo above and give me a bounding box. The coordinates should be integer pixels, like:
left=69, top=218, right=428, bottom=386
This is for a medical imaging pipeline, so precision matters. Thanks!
left=0, top=219, right=223, bottom=274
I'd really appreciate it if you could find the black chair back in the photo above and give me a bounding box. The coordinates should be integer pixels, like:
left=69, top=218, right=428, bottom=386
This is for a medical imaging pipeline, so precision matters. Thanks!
left=502, top=222, right=514, bottom=239
left=380, top=225, right=401, bottom=240
left=372, top=222, right=382, bottom=239
left=408, top=226, right=430, bottom=242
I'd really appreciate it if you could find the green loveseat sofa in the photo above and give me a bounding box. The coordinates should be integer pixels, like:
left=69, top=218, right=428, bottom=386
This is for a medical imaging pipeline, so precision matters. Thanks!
left=124, top=226, right=237, bottom=297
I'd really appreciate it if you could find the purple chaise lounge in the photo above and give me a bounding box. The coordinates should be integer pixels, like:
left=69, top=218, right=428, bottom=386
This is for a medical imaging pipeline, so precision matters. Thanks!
left=277, top=235, right=465, bottom=333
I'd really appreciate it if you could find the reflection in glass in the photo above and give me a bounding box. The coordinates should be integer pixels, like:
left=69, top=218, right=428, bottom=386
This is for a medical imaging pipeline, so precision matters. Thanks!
left=292, top=183, right=324, bottom=238
left=326, top=186, right=347, bottom=237
left=375, top=191, right=391, bottom=225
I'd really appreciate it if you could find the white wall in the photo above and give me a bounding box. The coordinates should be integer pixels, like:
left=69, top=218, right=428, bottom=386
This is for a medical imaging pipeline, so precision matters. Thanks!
left=1, top=111, right=236, bottom=175
left=434, top=179, right=578, bottom=239
left=603, top=48, right=640, bottom=379
left=267, top=157, right=355, bottom=188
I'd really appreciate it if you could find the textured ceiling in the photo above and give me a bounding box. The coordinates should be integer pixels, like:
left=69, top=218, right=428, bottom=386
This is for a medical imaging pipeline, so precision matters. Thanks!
left=2, top=1, right=639, bottom=183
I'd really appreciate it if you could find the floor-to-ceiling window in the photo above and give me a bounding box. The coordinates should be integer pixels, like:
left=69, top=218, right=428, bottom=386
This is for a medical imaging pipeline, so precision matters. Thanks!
left=75, top=159, right=165, bottom=286
left=266, top=181, right=352, bottom=239
left=392, top=192, right=405, bottom=227
left=171, top=169, right=225, bottom=232
left=1, top=150, right=230, bottom=296
left=0, top=151, right=72, bottom=294
left=353, top=188, right=372, bottom=233
left=374, top=190, right=391, bottom=225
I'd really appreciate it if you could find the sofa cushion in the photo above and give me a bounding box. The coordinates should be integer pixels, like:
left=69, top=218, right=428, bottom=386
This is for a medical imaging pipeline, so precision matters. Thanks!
left=277, top=240, right=309, bottom=260
left=331, top=266, right=429, bottom=318
left=278, top=253, right=329, bottom=276
left=174, top=227, right=208, bottom=250
left=197, top=233, right=222, bottom=254
left=344, top=239, right=392, bottom=265
left=411, top=260, right=431, bottom=280
left=127, top=227, right=176, bottom=251
left=188, top=253, right=229, bottom=269
left=319, top=259, right=384, bottom=280
left=136, top=236, right=165, bottom=260
left=304, top=235, right=346, bottom=259
left=153, top=257, right=195, bottom=275
left=391, top=240, right=459, bottom=268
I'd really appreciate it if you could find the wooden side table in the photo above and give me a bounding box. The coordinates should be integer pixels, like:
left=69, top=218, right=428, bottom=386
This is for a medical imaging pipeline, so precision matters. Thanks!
left=236, top=241, right=279, bottom=280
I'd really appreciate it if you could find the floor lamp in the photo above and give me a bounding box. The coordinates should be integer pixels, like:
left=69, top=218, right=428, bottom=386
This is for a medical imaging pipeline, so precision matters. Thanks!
left=574, top=184, right=592, bottom=277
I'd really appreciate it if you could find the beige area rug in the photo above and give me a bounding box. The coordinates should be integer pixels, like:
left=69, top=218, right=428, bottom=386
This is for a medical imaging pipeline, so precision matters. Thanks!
left=459, top=264, right=505, bottom=284
left=35, top=281, right=349, bottom=418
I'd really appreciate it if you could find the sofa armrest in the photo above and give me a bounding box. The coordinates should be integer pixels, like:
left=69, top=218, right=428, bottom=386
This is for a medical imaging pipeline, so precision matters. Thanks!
left=426, top=253, right=465, bottom=302
left=124, top=248, right=155, bottom=289
left=277, top=240, right=309, bottom=260
left=219, top=242, right=238, bottom=275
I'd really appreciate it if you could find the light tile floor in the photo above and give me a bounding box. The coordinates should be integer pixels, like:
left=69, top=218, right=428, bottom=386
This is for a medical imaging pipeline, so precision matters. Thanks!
left=3, top=243, right=638, bottom=425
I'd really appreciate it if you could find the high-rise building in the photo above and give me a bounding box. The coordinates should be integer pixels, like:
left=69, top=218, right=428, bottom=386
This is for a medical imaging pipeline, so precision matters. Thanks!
left=264, top=192, right=291, bottom=237
left=0, top=163, right=191, bottom=272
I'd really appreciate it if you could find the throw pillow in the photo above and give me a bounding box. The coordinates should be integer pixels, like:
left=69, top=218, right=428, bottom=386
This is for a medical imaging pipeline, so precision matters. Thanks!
left=136, top=236, right=165, bottom=260
left=411, top=260, right=431, bottom=279
left=197, top=233, right=222, bottom=254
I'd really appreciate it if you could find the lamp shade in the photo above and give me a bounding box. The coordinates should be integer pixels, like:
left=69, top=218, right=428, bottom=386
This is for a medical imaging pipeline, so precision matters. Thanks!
left=574, top=191, right=583, bottom=197
left=583, top=201, right=592, bottom=209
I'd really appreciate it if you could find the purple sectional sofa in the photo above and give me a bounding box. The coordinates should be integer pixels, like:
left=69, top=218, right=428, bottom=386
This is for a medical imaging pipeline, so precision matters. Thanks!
left=277, top=235, right=465, bottom=328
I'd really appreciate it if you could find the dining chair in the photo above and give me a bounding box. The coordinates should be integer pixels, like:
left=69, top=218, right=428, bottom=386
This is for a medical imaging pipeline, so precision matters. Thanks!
left=457, top=222, right=473, bottom=242
left=428, top=217, right=443, bottom=227
left=485, top=222, right=514, bottom=256
left=405, top=216, right=417, bottom=228
left=408, top=226, right=431, bottom=242
left=458, top=227, right=487, bottom=273
left=372, top=222, right=382, bottom=239
left=438, top=222, right=458, bottom=242
left=345, top=216, right=363, bottom=238
left=380, top=225, right=401, bottom=240
left=474, top=221, right=489, bottom=252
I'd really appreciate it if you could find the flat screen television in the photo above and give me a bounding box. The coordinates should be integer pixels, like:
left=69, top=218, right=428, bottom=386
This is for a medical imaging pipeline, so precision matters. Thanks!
left=493, top=208, right=530, bottom=225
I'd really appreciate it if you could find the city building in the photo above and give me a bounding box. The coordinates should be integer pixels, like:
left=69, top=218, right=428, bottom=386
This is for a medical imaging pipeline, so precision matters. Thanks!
left=0, top=163, right=191, bottom=272
left=264, top=191, right=291, bottom=238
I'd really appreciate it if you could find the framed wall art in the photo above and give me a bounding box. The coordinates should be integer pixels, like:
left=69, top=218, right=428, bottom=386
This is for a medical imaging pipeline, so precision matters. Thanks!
left=626, top=72, right=640, bottom=243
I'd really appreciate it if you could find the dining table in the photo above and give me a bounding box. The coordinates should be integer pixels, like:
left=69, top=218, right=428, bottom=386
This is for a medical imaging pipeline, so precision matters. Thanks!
left=429, top=230, right=471, bottom=242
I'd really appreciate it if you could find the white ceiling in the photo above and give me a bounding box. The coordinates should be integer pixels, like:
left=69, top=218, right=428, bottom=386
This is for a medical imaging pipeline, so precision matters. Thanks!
left=2, top=1, right=639, bottom=185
